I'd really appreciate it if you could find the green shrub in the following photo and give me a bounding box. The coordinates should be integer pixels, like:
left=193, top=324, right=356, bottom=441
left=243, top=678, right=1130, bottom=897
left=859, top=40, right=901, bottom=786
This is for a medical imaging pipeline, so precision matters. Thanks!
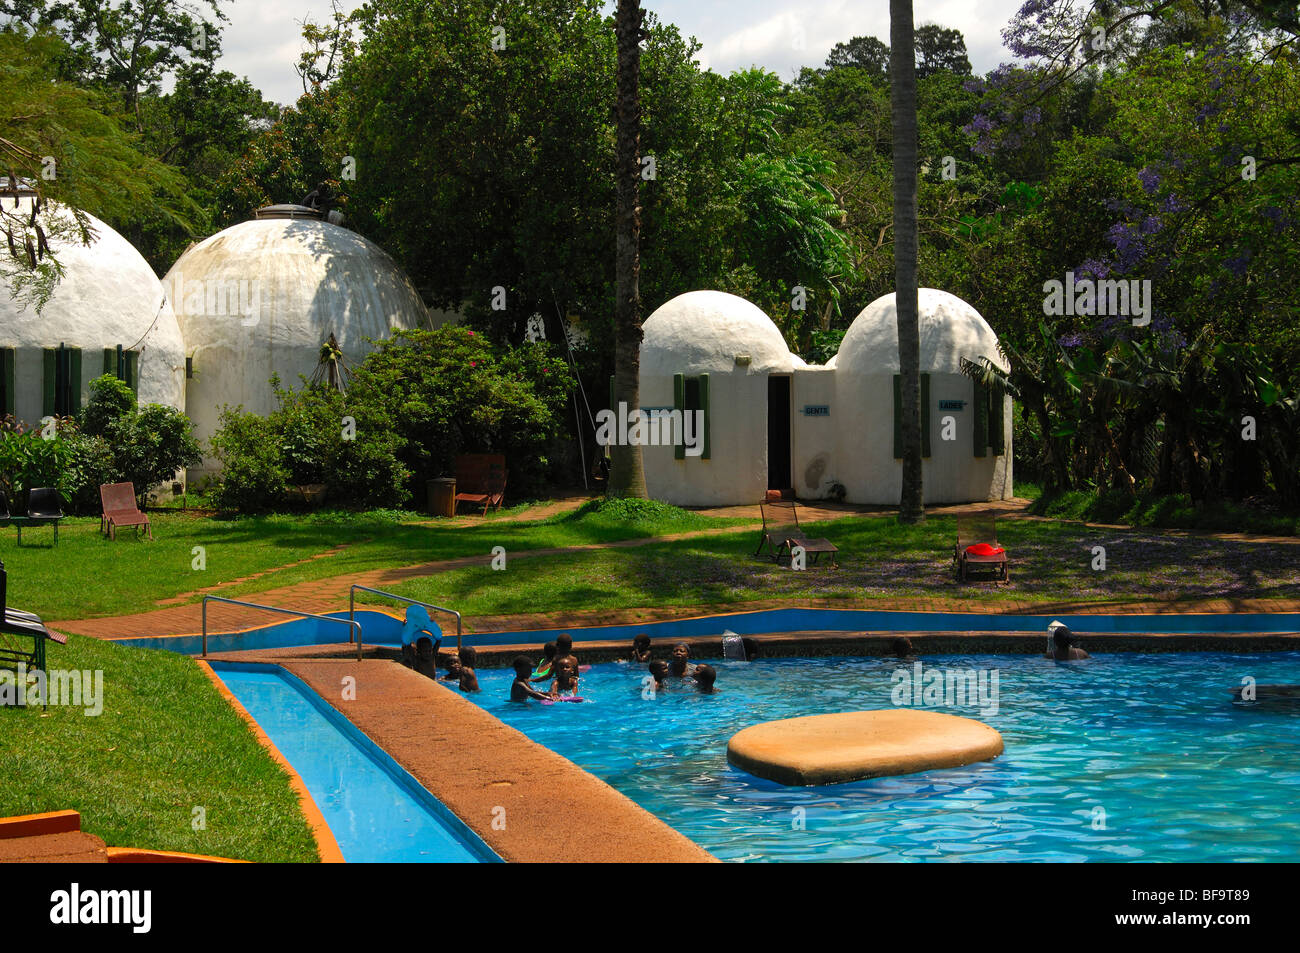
left=82, top=375, right=137, bottom=438
left=210, top=409, right=289, bottom=513
left=0, top=416, right=114, bottom=514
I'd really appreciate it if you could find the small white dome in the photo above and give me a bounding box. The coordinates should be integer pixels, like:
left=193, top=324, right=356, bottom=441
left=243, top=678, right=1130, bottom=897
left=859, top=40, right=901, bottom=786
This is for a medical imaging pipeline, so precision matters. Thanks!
left=642, top=290, right=793, bottom=375
left=2, top=198, right=185, bottom=410
left=836, top=288, right=1006, bottom=374
left=166, top=216, right=428, bottom=354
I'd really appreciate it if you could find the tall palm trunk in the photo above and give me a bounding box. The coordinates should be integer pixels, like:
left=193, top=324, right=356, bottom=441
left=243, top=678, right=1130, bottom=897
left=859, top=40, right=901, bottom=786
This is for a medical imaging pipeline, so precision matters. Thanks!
left=609, top=0, right=648, bottom=499
left=891, top=0, right=924, bottom=522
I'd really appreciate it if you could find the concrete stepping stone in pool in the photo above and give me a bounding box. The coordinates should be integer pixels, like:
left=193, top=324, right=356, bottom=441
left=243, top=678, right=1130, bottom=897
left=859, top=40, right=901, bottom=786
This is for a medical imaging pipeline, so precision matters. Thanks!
left=727, top=709, right=1003, bottom=786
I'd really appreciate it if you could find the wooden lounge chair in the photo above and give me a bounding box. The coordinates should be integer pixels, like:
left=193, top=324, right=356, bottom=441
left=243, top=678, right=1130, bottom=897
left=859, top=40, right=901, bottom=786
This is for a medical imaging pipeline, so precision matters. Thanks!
left=0, top=559, right=66, bottom=683
left=954, top=514, right=1008, bottom=582
left=755, top=500, right=838, bottom=567
left=100, top=482, right=152, bottom=540
left=453, top=454, right=507, bottom=514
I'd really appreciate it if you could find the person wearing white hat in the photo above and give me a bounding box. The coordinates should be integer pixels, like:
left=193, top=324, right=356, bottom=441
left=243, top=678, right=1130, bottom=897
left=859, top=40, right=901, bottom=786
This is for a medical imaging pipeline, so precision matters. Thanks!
left=1044, top=620, right=1090, bottom=660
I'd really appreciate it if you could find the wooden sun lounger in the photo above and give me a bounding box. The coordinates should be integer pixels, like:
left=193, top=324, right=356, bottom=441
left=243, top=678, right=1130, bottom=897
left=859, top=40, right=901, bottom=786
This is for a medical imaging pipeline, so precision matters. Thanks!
left=100, top=482, right=152, bottom=540
left=453, top=454, right=507, bottom=514
left=755, top=500, right=838, bottom=567
left=953, top=514, right=1008, bottom=582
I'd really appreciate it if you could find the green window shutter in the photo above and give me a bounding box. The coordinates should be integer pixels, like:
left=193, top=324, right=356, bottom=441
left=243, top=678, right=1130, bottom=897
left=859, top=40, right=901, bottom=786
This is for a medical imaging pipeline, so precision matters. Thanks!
left=698, top=372, right=710, bottom=460
left=125, top=350, right=139, bottom=394
left=103, top=348, right=116, bottom=377
left=68, top=347, right=82, bottom=413
left=973, top=381, right=989, bottom=458
left=42, top=348, right=56, bottom=418
left=1, top=348, right=15, bottom=417
left=920, top=373, right=931, bottom=459
left=892, top=374, right=903, bottom=459
left=673, top=373, right=685, bottom=460
left=989, top=387, right=1005, bottom=456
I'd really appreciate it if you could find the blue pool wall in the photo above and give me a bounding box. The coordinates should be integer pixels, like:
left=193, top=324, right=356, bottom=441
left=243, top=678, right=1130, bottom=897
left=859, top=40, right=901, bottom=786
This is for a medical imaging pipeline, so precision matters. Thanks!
left=209, top=660, right=501, bottom=863
left=111, top=606, right=1300, bottom=655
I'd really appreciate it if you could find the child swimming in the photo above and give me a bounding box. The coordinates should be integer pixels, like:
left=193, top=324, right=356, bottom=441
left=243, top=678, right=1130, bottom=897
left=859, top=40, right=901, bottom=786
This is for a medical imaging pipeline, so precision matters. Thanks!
left=646, top=659, right=669, bottom=692
left=549, top=654, right=582, bottom=697
left=631, top=633, right=652, bottom=663
left=458, top=645, right=481, bottom=693
left=693, top=664, right=719, bottom=694
left=440, top=654, right=462, bottom=681
left=511, top=656, right=552, bottom=702
left=530, top=641, right=557, bottom=682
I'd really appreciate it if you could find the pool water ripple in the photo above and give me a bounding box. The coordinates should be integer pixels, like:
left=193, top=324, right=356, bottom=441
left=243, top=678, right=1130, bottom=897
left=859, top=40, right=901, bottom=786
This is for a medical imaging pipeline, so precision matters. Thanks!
left=468, top=652, right=1300, bottom=862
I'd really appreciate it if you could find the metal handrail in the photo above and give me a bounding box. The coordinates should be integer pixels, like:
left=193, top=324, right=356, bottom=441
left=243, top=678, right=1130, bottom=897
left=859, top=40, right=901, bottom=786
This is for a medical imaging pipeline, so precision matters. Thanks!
left=202, top=595, right=364, bottom=661
left=349, top=585, right=463, bottom=652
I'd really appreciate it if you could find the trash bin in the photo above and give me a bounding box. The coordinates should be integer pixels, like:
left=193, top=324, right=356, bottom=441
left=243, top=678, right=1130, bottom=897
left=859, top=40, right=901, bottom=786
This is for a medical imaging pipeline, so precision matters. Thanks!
left=427, top=477, right=457, bottom=517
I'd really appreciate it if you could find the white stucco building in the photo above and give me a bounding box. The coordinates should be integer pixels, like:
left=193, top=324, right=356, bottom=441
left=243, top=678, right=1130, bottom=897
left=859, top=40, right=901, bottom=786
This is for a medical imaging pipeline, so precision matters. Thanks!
left=1, top=195, right=186, bottom=426
left=164, top=204, right=430, bottom=478
left=639, top=288, right=1012, bottom=506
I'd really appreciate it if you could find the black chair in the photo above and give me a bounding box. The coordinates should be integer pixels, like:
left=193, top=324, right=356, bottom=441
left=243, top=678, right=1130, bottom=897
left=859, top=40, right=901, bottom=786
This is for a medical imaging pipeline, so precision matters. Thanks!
left=0, top=559, right=65, bottom=682
left=23, top=487, right=63, bottom=544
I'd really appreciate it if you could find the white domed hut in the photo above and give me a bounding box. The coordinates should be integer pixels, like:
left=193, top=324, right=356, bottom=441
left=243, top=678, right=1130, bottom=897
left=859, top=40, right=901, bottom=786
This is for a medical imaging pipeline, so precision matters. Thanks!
left=637, top=287, right=1011, bottom=506
left=833, top=289, right=1011, bottom=504
left=165, top=205, right=429, bottom=478
left=639, top=290, right=799, bottom=505
left=0, top=192, right=185, bottom=426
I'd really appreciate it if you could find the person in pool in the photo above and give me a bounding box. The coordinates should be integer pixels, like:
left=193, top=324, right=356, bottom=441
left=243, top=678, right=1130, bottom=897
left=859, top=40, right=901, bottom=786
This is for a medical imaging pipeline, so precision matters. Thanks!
left=555, top=633, right=576, bottom=667
left=693, top=664, right=719, bottom=694
left=458, top=645, right=481, bottom=693
left=668, top=642, right=694, bottom=678
left=889, top=637, right=914, bottom=659
left=399, top=605, right=442, bottom=674
left=530, top=642, right=557, bottom=682
left=630, top=633, right=652, bottom=663
left=511, top=656, right=552, bottom=702
left=646, top=659, right=669, bottom=693
left=1044, top=624, right=1091, bottom=660
left=441, top=653, right=462, bottom=681
left=549, top=654, right=582, bottom=697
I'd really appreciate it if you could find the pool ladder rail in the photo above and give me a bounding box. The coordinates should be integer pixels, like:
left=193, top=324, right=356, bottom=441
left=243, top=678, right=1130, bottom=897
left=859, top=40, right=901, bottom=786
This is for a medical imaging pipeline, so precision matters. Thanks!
left=348, top=585, right=464, bottom=653
left=200, top=590, right=464, bottom=661
left=201, top=595, right=365, bottom=661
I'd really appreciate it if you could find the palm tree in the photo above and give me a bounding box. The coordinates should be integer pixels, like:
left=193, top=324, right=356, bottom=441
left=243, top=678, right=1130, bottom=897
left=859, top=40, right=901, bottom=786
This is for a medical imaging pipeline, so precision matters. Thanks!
left=608, top=0, right=649, bottom=499
left=890, top=0, right=923, bottom=522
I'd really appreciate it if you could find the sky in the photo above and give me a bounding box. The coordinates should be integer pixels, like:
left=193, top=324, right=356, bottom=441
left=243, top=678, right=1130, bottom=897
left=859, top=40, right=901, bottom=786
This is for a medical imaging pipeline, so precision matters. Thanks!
left=217, top=0, right=1030, bottom=106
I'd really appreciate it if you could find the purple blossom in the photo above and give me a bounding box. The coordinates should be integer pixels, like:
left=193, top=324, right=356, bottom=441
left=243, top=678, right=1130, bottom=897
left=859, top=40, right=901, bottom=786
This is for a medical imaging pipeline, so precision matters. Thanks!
left=1224, top=248, right=1252, bottom=279
left=1137, top=167, right=1160, bottom=194
left=1159, top=193, right=1187, bottom=214
left=1106, top=222, right=1146, bottom=271
left=1058, top=332, right=1084, bottom=349
left=1076, top=258, right=1111, bottom=279
left=1139, top=214, right=1162, bottom=235
left=1022, top=106, right=1042, bottom=127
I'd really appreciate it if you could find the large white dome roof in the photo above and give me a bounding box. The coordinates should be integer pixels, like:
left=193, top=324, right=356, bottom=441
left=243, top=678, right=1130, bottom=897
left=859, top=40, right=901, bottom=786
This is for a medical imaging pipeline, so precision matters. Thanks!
left=836, top=288, right=1006, bottom=374
left=642, top=290, right=793, bottom=375
left=1, top=198, right=185, bottom=410
left=166, top=216, right=428, bottom=349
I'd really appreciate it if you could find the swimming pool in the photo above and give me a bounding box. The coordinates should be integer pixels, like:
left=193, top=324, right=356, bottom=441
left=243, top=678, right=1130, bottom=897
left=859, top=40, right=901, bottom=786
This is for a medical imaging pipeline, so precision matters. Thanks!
left=211, top=663, right=498, bottom=863
left=467, top=652, right=1300, bottom=862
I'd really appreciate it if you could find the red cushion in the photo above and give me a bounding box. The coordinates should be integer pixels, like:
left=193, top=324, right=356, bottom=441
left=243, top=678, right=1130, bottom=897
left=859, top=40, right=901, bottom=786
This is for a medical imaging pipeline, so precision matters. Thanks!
left=965, top=542, right=1004, bottom=557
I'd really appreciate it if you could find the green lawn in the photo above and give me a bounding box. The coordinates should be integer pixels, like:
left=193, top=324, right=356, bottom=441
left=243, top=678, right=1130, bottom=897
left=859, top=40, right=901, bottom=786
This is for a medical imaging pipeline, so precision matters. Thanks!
left=0, top=500, right=751, bottom=620
left=0, top=633, right=319, bottom=862
left=362, top=514, right=1300, bottom=620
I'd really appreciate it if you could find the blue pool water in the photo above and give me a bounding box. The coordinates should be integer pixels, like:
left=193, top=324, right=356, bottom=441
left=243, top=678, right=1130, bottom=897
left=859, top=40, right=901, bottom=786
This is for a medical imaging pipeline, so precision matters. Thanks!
left=212, top=663, right=497, bottom=863
left=468, top=652, right=1300, bottom=862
